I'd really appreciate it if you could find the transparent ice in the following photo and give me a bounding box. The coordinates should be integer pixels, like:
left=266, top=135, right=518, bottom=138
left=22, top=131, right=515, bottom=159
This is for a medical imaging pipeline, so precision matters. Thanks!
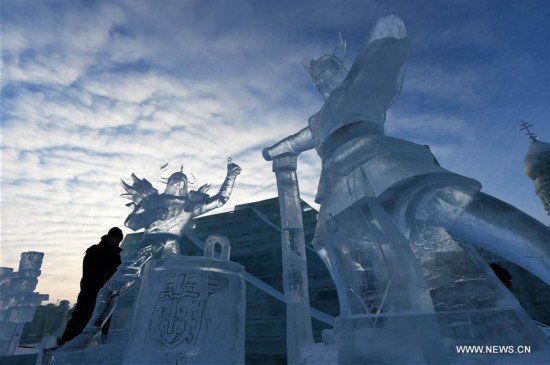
left=264, top=14, right=550, bottom=364
left=270, top=155, right=314, bottom=365
left=123, top=236, right=245, bottom=365
left=53, top=160, right=243, bottom=364
left=0, top=252, right=48, bottom=355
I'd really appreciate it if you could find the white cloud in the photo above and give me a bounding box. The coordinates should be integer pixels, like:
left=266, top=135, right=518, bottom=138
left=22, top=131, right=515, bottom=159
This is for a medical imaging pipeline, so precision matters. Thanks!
left=0, top=2, right=128, bottom=88
left=1, top=0, right=548, bottom=305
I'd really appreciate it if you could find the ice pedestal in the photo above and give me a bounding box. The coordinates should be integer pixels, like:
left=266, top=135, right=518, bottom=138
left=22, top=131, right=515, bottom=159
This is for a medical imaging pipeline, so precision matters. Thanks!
left=303, top=226, right=550, bottom=365
left=337, top=314, right=446, bottom=365
left=52, top=238, right=245, bottom=365
left=335, top=309, right=550, bottom=365
left=123, top=254, right=246, bottom=365
left=302, top=311, right=550, bottom=365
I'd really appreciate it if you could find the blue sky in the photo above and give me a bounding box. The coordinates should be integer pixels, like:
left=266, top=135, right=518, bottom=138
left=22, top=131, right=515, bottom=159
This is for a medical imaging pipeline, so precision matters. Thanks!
left=1, top=0, right=549, bottom=303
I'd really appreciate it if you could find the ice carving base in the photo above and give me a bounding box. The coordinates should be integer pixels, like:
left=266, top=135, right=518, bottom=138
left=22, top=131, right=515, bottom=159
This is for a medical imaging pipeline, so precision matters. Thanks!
left=124, top=253, right=245, bottom=365
left=52, top=238, right=246, bottom=365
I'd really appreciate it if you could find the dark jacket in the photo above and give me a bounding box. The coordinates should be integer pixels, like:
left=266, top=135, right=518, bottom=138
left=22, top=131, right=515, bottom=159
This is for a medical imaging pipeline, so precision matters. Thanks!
left=59, top=237, right=122, bottom=345
left=77, top=238, right=122, bottom=303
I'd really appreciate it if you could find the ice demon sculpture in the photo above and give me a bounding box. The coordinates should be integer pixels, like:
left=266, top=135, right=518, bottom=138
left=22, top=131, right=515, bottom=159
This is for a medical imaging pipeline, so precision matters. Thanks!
left=264, top=14, right=550, bottom=363
left=59, top=159, right=241, bottom=350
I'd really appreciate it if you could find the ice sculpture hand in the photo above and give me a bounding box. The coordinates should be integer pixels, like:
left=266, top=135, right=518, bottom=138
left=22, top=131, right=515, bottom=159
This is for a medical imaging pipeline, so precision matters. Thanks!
left=227, top=159, right=242, bottom=176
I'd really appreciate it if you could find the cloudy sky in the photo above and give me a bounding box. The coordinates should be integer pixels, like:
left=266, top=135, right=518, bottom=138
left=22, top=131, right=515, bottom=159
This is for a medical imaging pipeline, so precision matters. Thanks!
left=1, top=0, right=549, bottom=304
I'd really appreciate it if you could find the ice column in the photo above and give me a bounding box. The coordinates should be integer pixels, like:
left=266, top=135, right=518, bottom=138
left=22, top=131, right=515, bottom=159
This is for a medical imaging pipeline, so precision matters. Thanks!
left=272, top=155, right=314, bottom=365
left=0, top=252, right=48, bottom=355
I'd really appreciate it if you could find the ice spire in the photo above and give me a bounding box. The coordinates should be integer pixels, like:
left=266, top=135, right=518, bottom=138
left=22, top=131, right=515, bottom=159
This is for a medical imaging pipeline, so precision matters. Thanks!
left=522, top=122, right=550, bottom=218
left=520, top=120, right=538, bottom=142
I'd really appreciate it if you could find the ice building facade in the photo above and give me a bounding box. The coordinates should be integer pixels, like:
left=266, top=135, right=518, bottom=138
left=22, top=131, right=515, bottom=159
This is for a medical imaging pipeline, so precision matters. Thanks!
left=0, top=252, right=48, bottom=357
left=475, top=249, right=550, bottom=327
left=21, top=301, right=71, bottom=345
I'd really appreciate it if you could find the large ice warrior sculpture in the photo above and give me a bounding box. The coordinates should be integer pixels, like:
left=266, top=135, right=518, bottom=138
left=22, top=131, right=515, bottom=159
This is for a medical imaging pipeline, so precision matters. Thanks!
left=264, top=15, right=550, bottom=364
left=271, top=155, right=314, bottom=365
left=56, top=159, right=241, bottom=352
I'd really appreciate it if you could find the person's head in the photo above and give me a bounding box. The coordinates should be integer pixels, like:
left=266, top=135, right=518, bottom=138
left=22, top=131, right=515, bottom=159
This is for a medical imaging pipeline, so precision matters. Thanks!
left=105, top=227, right=124, bottom=246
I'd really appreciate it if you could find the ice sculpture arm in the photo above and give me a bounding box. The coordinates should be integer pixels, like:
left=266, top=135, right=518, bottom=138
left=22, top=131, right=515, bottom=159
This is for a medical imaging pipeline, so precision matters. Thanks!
left=262, top=126, right=315, bottom=161
left=191, top=161, right=241, bottom=217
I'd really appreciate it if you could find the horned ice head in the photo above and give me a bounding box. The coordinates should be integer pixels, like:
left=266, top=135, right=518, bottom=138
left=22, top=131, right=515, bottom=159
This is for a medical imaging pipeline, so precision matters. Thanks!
left=165, top=170, right=189, bottom=197
left=304, top=34, right=348, bottom=100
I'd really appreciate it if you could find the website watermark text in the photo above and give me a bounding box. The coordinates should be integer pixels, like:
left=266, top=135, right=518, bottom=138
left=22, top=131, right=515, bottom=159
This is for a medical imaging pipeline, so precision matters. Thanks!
left=456, top=345, right=531, bottom=354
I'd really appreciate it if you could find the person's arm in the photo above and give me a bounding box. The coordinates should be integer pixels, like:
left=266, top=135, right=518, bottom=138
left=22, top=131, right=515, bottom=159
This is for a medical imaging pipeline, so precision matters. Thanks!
left=262, top=126, right=315, bottom=161
left=191, top=161, right=241, bottom=217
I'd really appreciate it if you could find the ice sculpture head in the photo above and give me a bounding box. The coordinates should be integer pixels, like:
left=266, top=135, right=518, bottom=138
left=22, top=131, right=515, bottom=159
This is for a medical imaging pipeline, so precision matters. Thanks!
left=305, top=54, right=348, bottom=99
left=165, top=171, right=189, bottom=197
left=122, top=168, right=192, bottom=233
left=305, top=34, right=348, bottom=100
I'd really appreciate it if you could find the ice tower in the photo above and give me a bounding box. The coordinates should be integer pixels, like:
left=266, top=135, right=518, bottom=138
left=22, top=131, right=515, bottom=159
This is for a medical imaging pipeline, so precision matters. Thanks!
left=522, top=122, right=550, bottom=219
left=0, top=252, right=48, bottom=355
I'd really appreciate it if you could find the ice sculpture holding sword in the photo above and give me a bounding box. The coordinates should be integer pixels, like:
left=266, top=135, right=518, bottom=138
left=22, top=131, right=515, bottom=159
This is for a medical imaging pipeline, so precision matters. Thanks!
left=264, top=14, right=550, bottom=363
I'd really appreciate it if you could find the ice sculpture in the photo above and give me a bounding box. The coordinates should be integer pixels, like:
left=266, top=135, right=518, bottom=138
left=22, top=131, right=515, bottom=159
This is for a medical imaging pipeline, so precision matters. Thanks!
left=264, top=15, right=550, bottom=364
left=56, top=159, right=241, bottom=353
left=0, top=252, right=49, bottom=355
left=271, top=155, right=314, bottom=365
left=123, top=235, right=245, bottom=365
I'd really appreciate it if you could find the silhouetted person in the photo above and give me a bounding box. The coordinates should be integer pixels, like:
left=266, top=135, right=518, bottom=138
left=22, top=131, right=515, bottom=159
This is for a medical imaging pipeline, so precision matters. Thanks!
left=59, top=227, right=123, bottom=346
